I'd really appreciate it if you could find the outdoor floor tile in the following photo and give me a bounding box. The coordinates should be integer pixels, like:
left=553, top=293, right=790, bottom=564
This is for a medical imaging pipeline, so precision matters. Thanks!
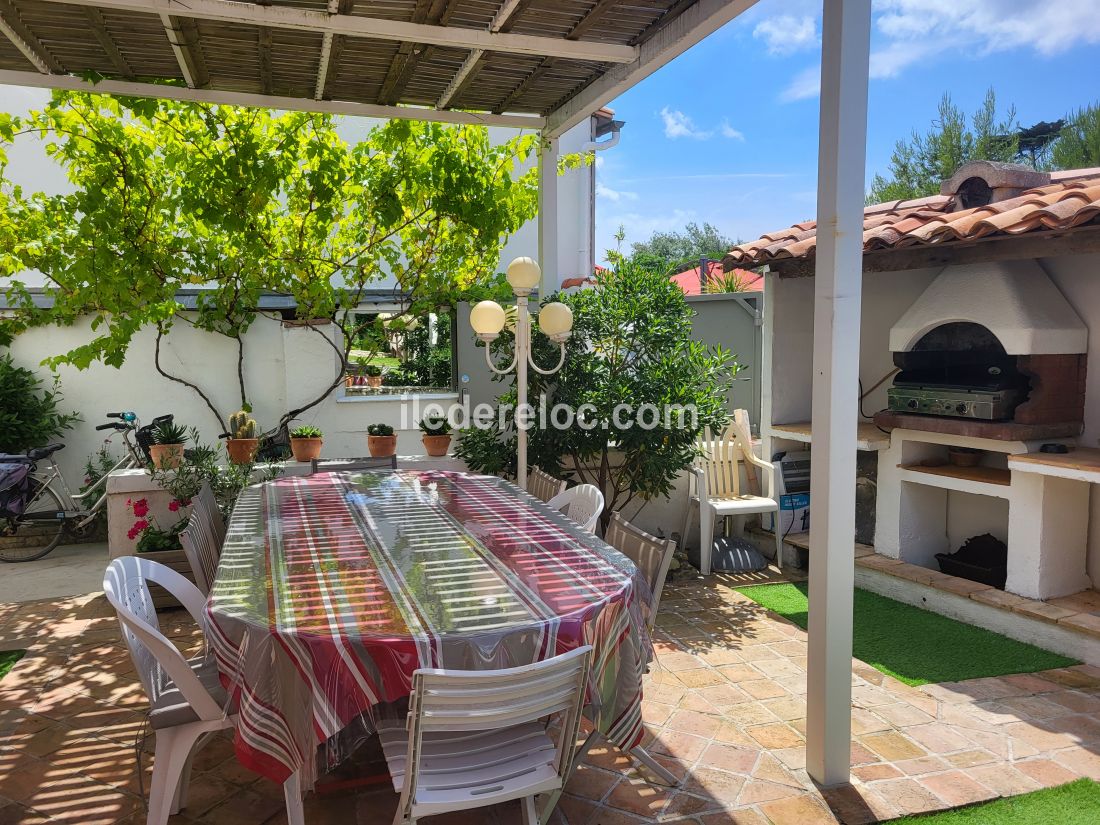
left=3, top=581, right=1098, bottom=825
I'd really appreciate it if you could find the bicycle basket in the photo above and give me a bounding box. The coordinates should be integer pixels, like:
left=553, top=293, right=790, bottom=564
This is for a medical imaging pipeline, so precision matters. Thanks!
left=0, top=463, right=32, bottom=518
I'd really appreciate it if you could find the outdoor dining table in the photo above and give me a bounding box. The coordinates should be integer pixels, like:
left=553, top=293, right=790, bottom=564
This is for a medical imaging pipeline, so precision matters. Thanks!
left=203, top=469, right=654, bottom=788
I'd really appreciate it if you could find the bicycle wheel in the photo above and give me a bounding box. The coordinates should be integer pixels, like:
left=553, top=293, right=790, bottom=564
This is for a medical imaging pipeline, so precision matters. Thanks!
left=0, top=483, right=67, bottom=562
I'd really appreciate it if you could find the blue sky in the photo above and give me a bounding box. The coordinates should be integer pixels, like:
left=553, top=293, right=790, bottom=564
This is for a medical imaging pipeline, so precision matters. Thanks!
left=594, top=0, right=1100, bottom=263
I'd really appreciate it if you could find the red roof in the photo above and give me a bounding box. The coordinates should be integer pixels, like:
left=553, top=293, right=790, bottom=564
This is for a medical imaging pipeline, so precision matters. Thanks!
left=670, top=262, right=763, bottom=295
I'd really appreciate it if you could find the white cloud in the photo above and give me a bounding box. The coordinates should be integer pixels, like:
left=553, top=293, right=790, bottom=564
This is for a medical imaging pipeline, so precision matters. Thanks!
left=595, top=182, right=638, bottom=203
left=720, top=120, right=745, bottom=141
left=659, top=107, right=713, bottom=140
left=752, top=15, right=818, bottom=56
left=779, top=66, right=821, bottom=103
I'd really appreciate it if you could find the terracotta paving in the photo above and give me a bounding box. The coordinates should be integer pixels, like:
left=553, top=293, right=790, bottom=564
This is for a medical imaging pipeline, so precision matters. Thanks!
left=0, top=577, right=1098, bottom=824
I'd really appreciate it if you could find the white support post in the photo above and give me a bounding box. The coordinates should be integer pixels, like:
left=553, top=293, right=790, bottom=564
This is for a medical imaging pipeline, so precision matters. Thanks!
left=805, top=0, right=871, bottom=789
left=538, top=136, right=560, bottom=296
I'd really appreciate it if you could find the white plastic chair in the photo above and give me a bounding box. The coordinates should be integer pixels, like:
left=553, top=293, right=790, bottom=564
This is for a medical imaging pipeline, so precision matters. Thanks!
left=526, top=466, right=566, bottom=503
left=103, top=556, right=307, bottom=825
left=605, top=512, right=677, bottom=632
left=378, top=646, right=592, bottom=825
left=682, top=409, right=780, bottom=574
left=546, top=484, right=604, bottom=534
left=178, top=494, right=222, bottom=596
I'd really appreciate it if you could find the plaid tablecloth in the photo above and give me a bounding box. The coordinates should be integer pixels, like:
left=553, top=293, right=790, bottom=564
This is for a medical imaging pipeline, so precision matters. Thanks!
left=205, top=470, right=653, bottom=784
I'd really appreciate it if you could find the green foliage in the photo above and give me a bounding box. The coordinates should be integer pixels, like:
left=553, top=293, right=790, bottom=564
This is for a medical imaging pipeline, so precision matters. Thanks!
left=621, top=222, right=735, bottom=274
left=1053, top=103, right=1100, bottom=170
left=148, top=427, right=282, bottom=518
left=367, top=423, right=394, bottom=437
left=0, top=352, right=80, bottom=453
left=0, top=92, right=543, bottom=430
left=362, top=364, right=383, bottom=377
left=290, top=424, right=322, bottom=438
left=228, top=410, right=257, bottom=440
left=151, top=420, right=188, bottom=446
left=704, top=269, right=754, bottom=294
left=868, top=89, right=1018, bottom=203
left=456, top=261, right=738, bottom=526
left=419, top=415, right=451, bottom=436
left=134, top=518, right=186, bottom=554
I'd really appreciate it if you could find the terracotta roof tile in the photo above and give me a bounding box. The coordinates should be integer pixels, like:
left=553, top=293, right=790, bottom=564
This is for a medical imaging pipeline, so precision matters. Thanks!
left=725, top=168, right=1100, bottom=267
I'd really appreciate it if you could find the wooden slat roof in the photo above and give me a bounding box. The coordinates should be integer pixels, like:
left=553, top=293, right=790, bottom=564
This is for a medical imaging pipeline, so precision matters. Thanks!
left=0, top=0, right=744, bottom=133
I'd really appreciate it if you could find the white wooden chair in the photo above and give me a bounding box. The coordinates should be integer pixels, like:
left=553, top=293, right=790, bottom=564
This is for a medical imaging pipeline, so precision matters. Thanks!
left=311, top=455, right=398, bottom=473
left=527, top=466, right=566, bottom=503
left=178, top=495, right=222, bottom=596
left=546, top=484, right=604, bottom=534
left=682, top=409, right=780, bottom=575
left=103, top=556, right=307, bottom=825
left=377, top=646, right=592, bottom=825
left=605, top=512, right=677, bottom=632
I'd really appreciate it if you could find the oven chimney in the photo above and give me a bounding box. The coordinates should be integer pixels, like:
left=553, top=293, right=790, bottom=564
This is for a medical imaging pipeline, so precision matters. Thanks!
left=941, top=161, right=1050, bottom=211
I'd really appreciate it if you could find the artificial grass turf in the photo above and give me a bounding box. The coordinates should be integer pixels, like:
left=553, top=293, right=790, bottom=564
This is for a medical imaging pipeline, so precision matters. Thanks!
left=888, top=779, right=1100, bottom=824
left=736, top=582, right=1077, bottom=686
left=0, top=649, right=24, bottom=680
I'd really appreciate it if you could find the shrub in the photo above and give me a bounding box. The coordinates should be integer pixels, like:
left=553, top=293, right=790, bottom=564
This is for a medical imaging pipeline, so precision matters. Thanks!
left=0, top=352, right=80, bottom=454
left=455, top=262, right=738, bottom=528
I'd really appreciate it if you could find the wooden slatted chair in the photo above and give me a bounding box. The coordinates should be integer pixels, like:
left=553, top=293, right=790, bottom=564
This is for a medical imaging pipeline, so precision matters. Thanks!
left=546, top=483, right=604, bottom=534
left=604, top=512, right=677, bottom=632
left=378, top=646, right=592, bottom=825
left=682, top=409, right=780, bottom=575
left=178, top=497, right=222, bottom=597
left=310, top=455, right=398, bottom=473
left=526, top=466, right=566, bottom=503
left=192, top=483, right=225, bottom=549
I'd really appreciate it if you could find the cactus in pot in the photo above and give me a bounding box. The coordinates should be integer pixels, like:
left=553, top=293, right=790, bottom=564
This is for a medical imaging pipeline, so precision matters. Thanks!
left=367, top=422, right=398, bottom=458
left=226, top=408, right=260, bottom=465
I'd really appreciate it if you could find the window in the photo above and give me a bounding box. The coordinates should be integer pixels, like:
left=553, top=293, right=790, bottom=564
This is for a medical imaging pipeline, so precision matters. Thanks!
left=344, top=310, right=455, bottom=396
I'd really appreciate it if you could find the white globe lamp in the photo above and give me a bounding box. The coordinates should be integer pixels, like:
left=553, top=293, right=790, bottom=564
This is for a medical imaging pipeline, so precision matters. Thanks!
left=470, top=300, right=506, bottom=341
left=538, top=302, right=573, bottom=342
left=506, top=257, right=541, bottom=295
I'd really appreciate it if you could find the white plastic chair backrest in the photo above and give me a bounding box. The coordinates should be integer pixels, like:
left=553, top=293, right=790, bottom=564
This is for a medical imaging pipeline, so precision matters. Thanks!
left=527, top=467, right=566, bottom=503
left=695, top=409, right=757, bottom=498
left=102, top=556, right=224, bottom=722
left=193, top=483, right=225, bottom=548
left=546, top=484, right=604, bottom=534
left=179, top=501, right=221, bottom=596
left=604, top=512, right=677, bottom=631
left=404, top=646, right=592, bottom=803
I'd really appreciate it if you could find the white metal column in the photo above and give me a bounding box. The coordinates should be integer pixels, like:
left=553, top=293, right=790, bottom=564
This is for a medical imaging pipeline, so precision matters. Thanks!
left=805, top=0, right=872, bottom=788
left=537, top=136, right=560, bottom=295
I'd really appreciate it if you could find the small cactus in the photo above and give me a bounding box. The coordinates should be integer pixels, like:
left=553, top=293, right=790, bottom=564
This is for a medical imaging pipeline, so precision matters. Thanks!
left=228, top=409, right=258, bottom=439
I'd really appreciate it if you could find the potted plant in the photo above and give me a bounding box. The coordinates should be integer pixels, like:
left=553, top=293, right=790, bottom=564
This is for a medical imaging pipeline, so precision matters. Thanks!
left=364, top=363, right=383, bottom=388
left=367, top=423, right=397, bottom=458
left=226, top=409, right=260, bottom=465
left=148, top=420, right=188, bottom=469
left=419, top=415, right=452, bottom=457
left=289, top=424, right=323, bottom=462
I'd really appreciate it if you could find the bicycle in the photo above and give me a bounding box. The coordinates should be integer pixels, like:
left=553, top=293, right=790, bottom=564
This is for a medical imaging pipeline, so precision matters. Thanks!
left=0, top=412, right=172, bottom=562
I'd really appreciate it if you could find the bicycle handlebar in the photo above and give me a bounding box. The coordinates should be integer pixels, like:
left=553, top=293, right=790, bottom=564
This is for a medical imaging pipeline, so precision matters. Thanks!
left=96, top=423, right=128, bottom=431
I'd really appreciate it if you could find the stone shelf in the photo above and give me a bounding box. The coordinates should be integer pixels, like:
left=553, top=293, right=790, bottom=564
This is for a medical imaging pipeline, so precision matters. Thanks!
left=897, top=462, right=1011, bottom=498
left=1009, top=447, right=1100, bottom=484
left=767, top=421, right=890, bottom=451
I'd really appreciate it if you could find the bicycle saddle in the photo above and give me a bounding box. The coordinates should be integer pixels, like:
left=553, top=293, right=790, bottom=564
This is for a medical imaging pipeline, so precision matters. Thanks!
left=27, top=444, right=65, bottom=460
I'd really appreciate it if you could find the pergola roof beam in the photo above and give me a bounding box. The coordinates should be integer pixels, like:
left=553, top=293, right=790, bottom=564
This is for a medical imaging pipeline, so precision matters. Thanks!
left=85, top=8, right=134, bottom=78
left=0, top=69, right=545, bottom=129
left=0, top=0, right=60, bottom=74
left=544, top=0, right=756, bottom=136
left=33, top=0, right=637, bottom=63
left=437, top=0, right=528, bottom=109
left=161, top=14, right=209, bottom=88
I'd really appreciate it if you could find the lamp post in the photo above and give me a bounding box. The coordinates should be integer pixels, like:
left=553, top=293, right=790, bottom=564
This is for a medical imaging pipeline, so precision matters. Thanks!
left=469, top=257, right=573, bottom=491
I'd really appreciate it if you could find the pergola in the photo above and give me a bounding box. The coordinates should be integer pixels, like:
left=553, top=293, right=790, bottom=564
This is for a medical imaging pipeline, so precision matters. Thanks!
left=0, top=0, right=872, bottom=790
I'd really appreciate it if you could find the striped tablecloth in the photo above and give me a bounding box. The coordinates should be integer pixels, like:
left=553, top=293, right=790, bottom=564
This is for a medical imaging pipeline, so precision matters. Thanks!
left=205, top=470, right=653, bottom=784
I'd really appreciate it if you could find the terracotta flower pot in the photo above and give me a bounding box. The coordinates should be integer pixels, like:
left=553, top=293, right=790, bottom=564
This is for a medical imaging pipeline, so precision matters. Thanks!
left=290, top=437, right=323, bottom=463
left=422, top=434, right=451, bottom=457
left=226, top=438, right=260, bottom=465
left=148, top=443, right=184, bottom=470
left=367, top=434, right=397, bottom=458
left=344, top=375, right=355, bottom=389
left=367, top=375, right=383, bottom=388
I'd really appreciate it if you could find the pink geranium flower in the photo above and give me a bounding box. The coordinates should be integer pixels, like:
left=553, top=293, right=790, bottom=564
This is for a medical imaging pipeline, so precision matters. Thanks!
left=168, top=500, right=180, bottom=512
left=132, top=499, right=150, bottom=518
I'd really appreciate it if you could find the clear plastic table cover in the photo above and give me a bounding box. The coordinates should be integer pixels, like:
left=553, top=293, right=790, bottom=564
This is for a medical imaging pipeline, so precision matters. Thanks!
left=204, top=470, right=654, bottom=785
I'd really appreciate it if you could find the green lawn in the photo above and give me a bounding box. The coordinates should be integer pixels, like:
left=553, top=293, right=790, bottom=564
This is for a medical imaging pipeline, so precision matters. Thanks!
left=736, top=582, right=1077, bottom=686
left=0, top=649, right=24, bottom=680
left=889, top=779, right=1100, bottom=824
